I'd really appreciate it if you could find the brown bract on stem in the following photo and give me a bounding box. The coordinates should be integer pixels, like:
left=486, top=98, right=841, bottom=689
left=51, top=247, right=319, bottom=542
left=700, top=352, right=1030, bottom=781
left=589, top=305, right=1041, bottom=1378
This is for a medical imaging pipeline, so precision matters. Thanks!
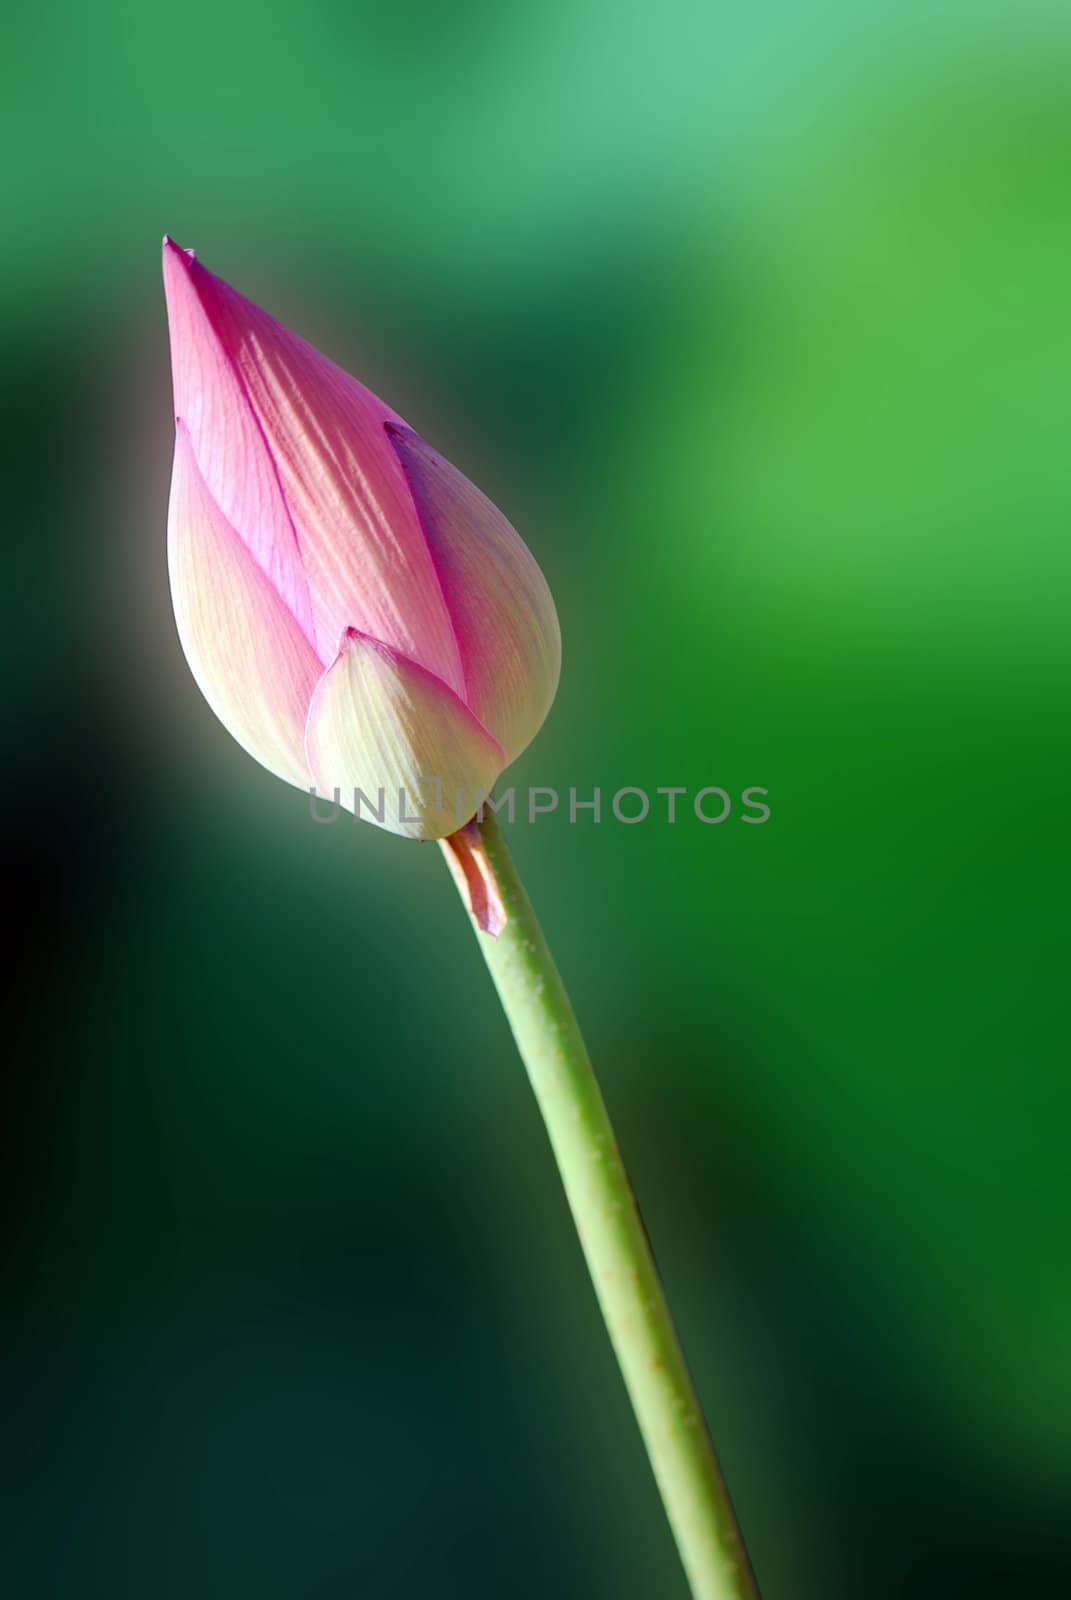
left=440, top=818, right=508, bottom=937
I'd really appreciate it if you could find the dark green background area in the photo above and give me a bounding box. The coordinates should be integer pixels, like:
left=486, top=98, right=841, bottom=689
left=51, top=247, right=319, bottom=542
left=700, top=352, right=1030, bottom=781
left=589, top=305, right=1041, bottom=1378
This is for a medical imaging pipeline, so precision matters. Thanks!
left=4, top=5, right=1069, bottom=1596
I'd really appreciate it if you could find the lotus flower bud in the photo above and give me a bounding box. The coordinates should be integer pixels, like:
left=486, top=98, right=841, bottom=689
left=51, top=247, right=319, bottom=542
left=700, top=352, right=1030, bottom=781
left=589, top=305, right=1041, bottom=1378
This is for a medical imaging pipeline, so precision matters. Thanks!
left=162, top=238, right=561, bottom=840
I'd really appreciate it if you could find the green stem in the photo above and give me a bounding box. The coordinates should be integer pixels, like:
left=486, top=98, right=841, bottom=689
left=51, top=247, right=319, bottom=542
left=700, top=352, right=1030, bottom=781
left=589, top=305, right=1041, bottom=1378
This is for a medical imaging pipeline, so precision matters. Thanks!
left=446, top=811, right=759, bottom=1600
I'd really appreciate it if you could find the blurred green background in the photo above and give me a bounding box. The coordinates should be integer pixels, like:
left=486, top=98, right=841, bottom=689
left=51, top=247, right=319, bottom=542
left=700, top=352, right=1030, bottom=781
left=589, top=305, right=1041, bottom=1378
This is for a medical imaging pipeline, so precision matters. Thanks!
left=4, top=3, right=1070, bottom=1596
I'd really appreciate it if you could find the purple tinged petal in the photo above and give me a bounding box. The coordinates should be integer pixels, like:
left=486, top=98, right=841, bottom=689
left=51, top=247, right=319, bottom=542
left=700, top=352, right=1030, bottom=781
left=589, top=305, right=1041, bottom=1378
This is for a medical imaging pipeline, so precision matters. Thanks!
left=163, top=239, right=318, bottom=652
left=304, top=630, right=505, bottom=840
left=168, top=424, right=321, bottom=789
left=162, top=239, right=464, bottom=692
left=385, top=424, right=561, bottom=764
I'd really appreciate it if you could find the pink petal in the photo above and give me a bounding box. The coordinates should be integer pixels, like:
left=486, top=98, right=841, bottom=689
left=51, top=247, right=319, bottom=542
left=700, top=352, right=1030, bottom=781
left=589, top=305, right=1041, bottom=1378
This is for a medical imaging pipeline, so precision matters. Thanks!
left=305, top=630, right=505, bottom=840
left=162, top=239, right=464, bottom=692
left=163, top=241, right=317, bottom=652
left=168, top=424, right=322, bottom=789
left=386, top=424, right=561, bottom=763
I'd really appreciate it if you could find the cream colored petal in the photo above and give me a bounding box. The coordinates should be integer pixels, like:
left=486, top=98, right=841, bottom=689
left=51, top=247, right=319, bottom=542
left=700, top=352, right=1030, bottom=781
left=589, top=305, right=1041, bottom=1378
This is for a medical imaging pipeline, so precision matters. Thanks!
left=304, top=631, right=505, bottom=840
left=168, top=425, right=321, bottom=789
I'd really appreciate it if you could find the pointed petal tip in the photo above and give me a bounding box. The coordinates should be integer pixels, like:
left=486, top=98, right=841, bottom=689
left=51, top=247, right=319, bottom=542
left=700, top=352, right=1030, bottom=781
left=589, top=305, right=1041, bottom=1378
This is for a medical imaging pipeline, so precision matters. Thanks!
left=172, top=416, right=202, bottom=457
left=337, top=624, right=374, bottom=656
left=162, top=236, right=200, bottom=306
left=162, top=234, right=196, bottom=264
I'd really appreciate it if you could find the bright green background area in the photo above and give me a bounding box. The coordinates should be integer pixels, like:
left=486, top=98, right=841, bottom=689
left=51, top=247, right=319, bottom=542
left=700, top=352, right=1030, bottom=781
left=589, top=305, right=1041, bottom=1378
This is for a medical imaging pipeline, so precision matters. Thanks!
left=5, top=4, right=1069, bottom=1596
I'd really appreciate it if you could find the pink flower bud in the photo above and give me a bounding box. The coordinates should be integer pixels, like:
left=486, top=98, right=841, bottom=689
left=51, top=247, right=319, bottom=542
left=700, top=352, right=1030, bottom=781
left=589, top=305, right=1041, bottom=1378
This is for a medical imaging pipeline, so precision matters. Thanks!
left=162, top=238, right=560, bottom=839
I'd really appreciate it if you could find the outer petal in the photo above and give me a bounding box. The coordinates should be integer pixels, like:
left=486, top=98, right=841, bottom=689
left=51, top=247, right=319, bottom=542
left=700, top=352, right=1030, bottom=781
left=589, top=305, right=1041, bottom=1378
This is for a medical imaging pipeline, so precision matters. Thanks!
left=386, top=424, right=561, bottom=763
left=163, top=241, right=316, bottom=651
left=162, top=239, right=463, bottom=692
left=305, top=630, right=505, bottom=840
left=168, top=424, right=321, bottom=789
